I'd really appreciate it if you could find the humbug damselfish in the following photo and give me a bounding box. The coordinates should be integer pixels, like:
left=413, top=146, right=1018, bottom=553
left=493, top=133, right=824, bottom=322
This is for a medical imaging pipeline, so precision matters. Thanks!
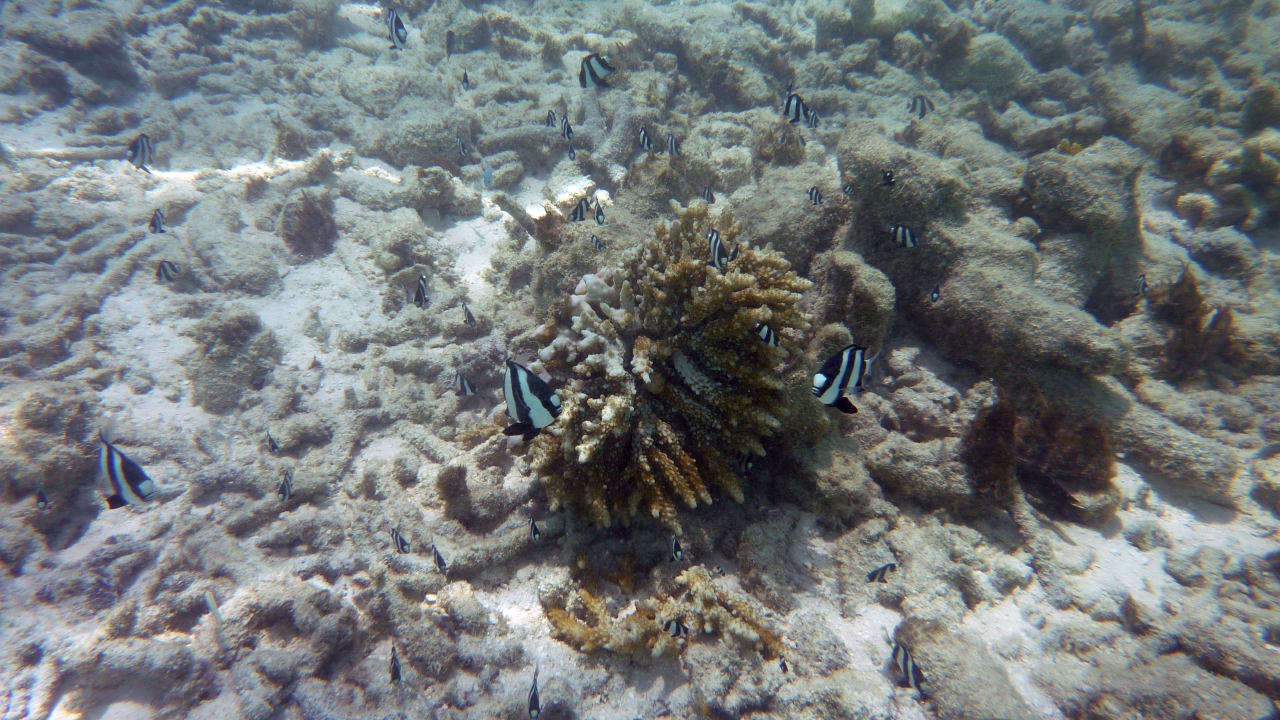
left=503, top=360, right=562, bottom=441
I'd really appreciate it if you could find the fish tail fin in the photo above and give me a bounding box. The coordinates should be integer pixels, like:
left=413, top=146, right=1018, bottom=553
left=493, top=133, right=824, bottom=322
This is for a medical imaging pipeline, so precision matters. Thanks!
left=834, top=396, right=858, bottom=414
left=105, top=494, right=127, bottom=509
left=522, top=428, right=540, bottom=442
left=503, top=422, right=533, bottom=437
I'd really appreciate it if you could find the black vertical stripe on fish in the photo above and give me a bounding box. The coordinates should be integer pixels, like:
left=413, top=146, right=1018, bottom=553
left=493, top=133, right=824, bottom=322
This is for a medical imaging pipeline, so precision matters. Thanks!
left=462, top=301, right=477, bottom=327
left=528, top=669, right=541, bottom=718
left=462, top=69, right=470, bottom=89
left=701, top=188, right=715, bottom=204
left=881, top=169, right=895, bottom=186
left=812, top=343, right=868, bottom=415
left=892, top=643, right=927, bottom=694
left=842, top=183, right=855, bottom=196
left=390, top=646, right=401, bottom=683
left=414, top=275, right=430, bottom=308
left=391, top=528, right=411, bottom=554
left=784, top=93, right=808, bottom=124
left=734, top=453, right=754, bottom=475
left=663, top=618, right=689, bottom=638
left=779, top=657, right=789, bottom=673
left=568, top=143, right=576, bottom=161
left=670, top=535, right=683, bottom=563
left=929, top=285, right=940, bottom=303
left=36, top=487, right=50, bottom=510
left=545, top=109, right=557, bottom=127
left=277, top=471, right=293, bottom=502
left=578, top=52, right=614, bottom=88
left=909, top=94, right=936, bottom=120
left=866, top=562, right=898, bottom=583
left=808, top=186, right=824, bottom=205
left=889, top=225, right=917, bottom=248
left=529, top=517, right=541, bottom=542
left=148, top=209, right=166, bottom=234
left=126, top=133, right=153, bottom=174
left=707, top=228, right=729, bottom=270
left=445, top=29, right=455, bottom=58
left=561, top=116, right=573, bottom=140
left=666, top=133, right=680, bottom=156
left=805, top=107, right=820, bottom=129
left=387, top=8, right=408, bottom=50
left=455, top=372, right=477, bottom=397
left=1135, top=273, right=1148, bottom=296
left=503, top=360, right=563, bottom=440
left=593, top=199, right=605, bottom=225
left=755, top=322, right=778, bottom=347
left=432, top=542, right=447, bottom=573
left=639, top=127, right=653, bottom=151
left=99, top=432, right=157, bottom=509
left=267, top=431, right=280, bottom=454
left=155, top=260, right=180, bottom=283
left=591, top=234, right=604, bottom=251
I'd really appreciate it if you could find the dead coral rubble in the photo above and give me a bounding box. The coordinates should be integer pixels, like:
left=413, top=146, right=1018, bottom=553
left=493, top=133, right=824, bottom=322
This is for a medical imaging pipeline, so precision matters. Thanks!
left=532, top=201, right=813, bottom=533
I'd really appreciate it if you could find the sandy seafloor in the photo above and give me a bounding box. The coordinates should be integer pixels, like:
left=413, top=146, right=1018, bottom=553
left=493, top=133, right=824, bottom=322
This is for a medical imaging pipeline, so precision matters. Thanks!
left=2, top=0, right=1280, bottom=717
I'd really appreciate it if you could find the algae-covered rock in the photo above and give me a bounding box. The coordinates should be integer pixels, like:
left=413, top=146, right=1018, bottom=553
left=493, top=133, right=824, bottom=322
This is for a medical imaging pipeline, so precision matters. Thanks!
left=184, top=304, right=282, bottom=414
left=732, top=164, right=850, bottom=274
left=903, top=623, right=1037, bottom=720
left=279, top=188, right=338, bottom=259
left=837, top=120, right=970, bottom=230
left=942, top=33, right=1037, bottom=104
left=806, top=250, right=896, bottom=349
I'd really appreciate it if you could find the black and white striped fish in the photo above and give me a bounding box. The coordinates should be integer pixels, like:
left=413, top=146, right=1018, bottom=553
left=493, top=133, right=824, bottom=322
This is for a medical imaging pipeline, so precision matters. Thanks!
left=155, top=260, right=180, bottom=283
left=701, top=188, right=716, bottom=204
left=387, top=8, right=408, bottom=50
left=569, top=198, right=590, bottom=222
left=267, top=431, right=280, bottom=454
left=666, top=133, right=680, bottom=156
left=414, top=275, right=430, bottom=308
left=892, top=643, right=927, bottom=695
left=390, top=646, right=402, bottom=683
left=502, top=360, right=562, bottom=441
left=707, top=228, right=730, bottom=270
left=639, top=127, right=653, bottom=151
left=890, top=225, right=917, bottom=248
left=432, top=542, right=447, bottom=573
left=455, top=372, right=477, bottom=397
left=462, top=301, right=477, bottom=327
left=784, top=93, right=809, bottom=124
left=561, top=116, right=573, bottom=140
left=99, top=432, right=156, bottom=509
left=461, top=69, right=470, bottom=90
left=909, top=94, right=935, bottom=120
left=36, top=487, right=50, bottom=510
left=528, top=668, right=541, bottom=718
left=592, top=234, right=604, bottom=251
left=929, top=285, right=940, bottom=303
left=780, top=657, right=789, bottom=673
left=813, top=343, right=869, bottom=415
left=808, top=186, right=824, bottom=205
left=755, top=322, right=778, bottom=347
left=148, top=209, right=166, bottom=234
left=455, top=136, right=468, bottom=157
left=735, top=453, right=754, bottom=475
left=579, top=52, right=614, bottom=88
left=882, top=169, right=895, bottom=186
left=277, top=471, right=293, bottom=502
left=1135, top=273, right=1148, bottom=296
left=593, top=199, right=605, bottom=225
left=806, top=107, right=820, bottom=129
left=663, top=618, right=689, bottom=638
left=867, top=562, right=897, bottom=583
left=568, top=143, right=576, bottom=161
left=842, top=183, right=855, bottom=196
left=126, top=133, right=154, bottom=174
left=529, top=517, right=541, bottom=542
left=545, top=109, right=557, bottom=127
left=391, top=528, right=411, bottom=554
left=670, top=535, right=683, bottom=563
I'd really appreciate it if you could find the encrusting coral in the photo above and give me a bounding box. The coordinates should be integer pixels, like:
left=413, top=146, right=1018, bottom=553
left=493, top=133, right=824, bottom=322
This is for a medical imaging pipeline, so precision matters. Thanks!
left=530, top=201, right=813, bottom=533
left=546, top=565, right=785, bottom=660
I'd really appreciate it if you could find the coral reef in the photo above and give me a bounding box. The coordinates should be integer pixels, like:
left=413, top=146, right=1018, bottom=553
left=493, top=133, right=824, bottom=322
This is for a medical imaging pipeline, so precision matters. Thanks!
left=531, top=201, right=813, bottom=533
left=183, top=304, right=282, bottom=414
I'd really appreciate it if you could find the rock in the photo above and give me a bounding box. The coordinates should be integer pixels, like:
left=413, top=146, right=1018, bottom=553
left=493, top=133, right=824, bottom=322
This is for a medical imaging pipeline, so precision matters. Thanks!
left=906, top=625, right=1037, bottom=720
left=183, top=304, right=282, bottom=414
left=278, top=188, right=337, bottom=259
left=943, top=33, right=1037, bottom=104
left=837, top=120, right=970, bottom=231
left=1122, top=519, right=1171, bottom=551
left=806, top=250, right=896, bottom=348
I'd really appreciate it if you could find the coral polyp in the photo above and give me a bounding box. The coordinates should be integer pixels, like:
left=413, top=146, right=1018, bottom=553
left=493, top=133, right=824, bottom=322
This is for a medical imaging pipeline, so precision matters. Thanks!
left=531, top=201, right=813, bottom=532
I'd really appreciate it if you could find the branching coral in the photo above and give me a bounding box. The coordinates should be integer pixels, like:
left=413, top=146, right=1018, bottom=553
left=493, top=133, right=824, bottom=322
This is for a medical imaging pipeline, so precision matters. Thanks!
left=546, top=565, right=785, bottom=659
left=531, top=201, right=813, bottom=533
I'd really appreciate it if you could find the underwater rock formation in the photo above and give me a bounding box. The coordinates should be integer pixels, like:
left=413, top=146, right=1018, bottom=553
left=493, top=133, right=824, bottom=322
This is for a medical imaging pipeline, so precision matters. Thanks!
left=183, top=303, right=281, bottom=414
left=531, top=201, right=812, bottom=533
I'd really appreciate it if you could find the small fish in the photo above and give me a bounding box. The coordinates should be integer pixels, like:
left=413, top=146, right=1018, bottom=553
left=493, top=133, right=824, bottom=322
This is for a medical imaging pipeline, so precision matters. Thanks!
left=735, top=453, right=754, bottom=475
left=462, top=69, right=470, bottom=89
left=881, top=169, right=895, bottom=187
left=561, top=116, right=573, bottom=140
left=570, top=198, right=591, bottom=222
left=929, top=285, right=940, bottom=303
left=707, top=228, right=730, bottom=271
left=267, top=431, right=280, bottom=454
left=593, top=199, right=605, bottom=225
left=545, top=109, right=557, bottom=127
left=502, top=360, right=563, bottom=441
left=455, top=372, right=477, bottom=397
left=568, top=143, right=576, bottom=161
left=483, top=162, right=492, bottom=187
left=805, top=107, right=820, bottom=129
left=99, top=432, right=157, bottom=509
left=1135, top=273, right=1149, bottom=296
left=909, top=94, right=936, bottom=120
left=277, top=471, right=293, bottom=502
left=462, top=301, right=477, bottom=327
left=812, top=343, right=870, bottom=415
left=892, top=643, right=927, bottom=695
left=663, top=618, right=689, bottom=638
left=391, top=528, right=411, bottom=554
left=890, top=225, right=917, bottom=248
left=666, top=133, right=680, bottom=156
left=390, top=646, right=402, bottom=683
left=639, top=127, right=653, bottom=151
left=808, top=186, right=824, bottom=205
left=204, top=590, right=223, bottom=624
left=784, top=93, right=808, bottom=124
left=780, top=657, right=789, bottom=673
left=670, top=535, right=683, bottom=563
left=579, top=52, right=615, bottom=88
left=36, top=487, right=50, bottom=510
left=714, top=565, right=726, bottom=575
left=842, top=183, right=855, bottom=196
left=148, top=208, right=166, bottom=234
left=432, top=542, right=447, bottom=573
left=455, top=136, right=469, bottom=158
left=529, top=517, right=541, bottom=542
left=387, top=8, right=408, bottom=50
left=528, top=668, right=541, bottom=718
left=755, top=322, right=778, bottom=347
left=445, top=29, right=455, bottom=58
left=591, top=234, right=604, bottom=251
left=797, top=130, right=807, bottom=147
left=155, top=260, right=180, bottom=283
left=866, top=562, right=898, bottom=583
left=126, top=133, right=153, bottom=174
left=414, top=275, right=430, bottom=308
left=701, top=187, right=716, bottom=204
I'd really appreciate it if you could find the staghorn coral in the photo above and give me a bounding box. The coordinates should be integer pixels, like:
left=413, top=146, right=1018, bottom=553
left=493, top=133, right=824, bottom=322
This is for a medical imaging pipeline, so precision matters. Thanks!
left=547, top=565, right=784, bottom=659
left=531, top=201, right=812, bottom=533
